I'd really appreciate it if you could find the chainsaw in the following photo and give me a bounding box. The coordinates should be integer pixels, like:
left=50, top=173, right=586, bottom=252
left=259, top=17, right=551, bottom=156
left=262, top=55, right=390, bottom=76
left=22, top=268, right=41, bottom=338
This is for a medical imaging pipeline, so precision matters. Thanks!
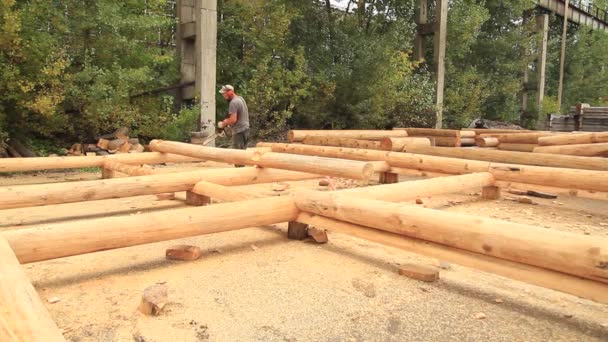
left=201, top=126, right=227, bottom=146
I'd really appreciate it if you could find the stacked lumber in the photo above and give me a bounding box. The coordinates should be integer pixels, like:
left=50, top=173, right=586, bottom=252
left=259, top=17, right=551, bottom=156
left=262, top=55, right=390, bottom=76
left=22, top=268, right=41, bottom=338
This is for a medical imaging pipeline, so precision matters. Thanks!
left=288, top=130, right=408, bottom=143
left=68, top=127, right=145, bottom=156
left=533, top=132, right=608, bottom=157
left=394, top=128, right=462, bottom=147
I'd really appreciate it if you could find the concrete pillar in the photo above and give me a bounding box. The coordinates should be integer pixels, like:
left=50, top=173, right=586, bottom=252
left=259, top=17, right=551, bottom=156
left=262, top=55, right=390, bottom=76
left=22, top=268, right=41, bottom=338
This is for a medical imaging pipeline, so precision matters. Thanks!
left=195, top=0, right=217, bottom=145
left=535, top=14, right=549, bottom=130
left=557, top=0, right=569, bottom=110
left=433, top=0, right=448, bottom=129
left=413, top=0, right=428, bottom=62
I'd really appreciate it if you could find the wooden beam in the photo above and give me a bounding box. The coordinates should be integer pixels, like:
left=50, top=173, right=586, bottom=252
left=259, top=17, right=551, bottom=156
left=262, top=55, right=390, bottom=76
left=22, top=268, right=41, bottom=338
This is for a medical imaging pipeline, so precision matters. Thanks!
left=257, top=143, right=608, bottom=192
left=533, top=143, right=608, bottom=157
left=293, top=191, right=608, bottom=283
left=295, top=212, right=608, bottom=304
left=538, top=132, right=608, bottom=146
left=287, top=130, right=408, bottom=143
left=380, top=137, right=431, bottom=151
left=103, top=160, right=156, bottom=176
left=497, top=143, right=538, bottom=152
left=0, top=152, right=200, bottom=173
left=191, top=181, right=254, bottom=202
left=0, top=237, right=65, bottom=341
left=302, top=136, right=383, bottom=150
left=3, top=196, right=298, bottom=264
left=0, top=168, right=319, bottom=210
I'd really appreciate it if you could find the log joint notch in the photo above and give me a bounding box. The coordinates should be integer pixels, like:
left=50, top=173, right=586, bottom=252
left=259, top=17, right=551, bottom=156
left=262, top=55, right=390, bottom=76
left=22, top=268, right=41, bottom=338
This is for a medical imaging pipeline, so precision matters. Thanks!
left=379, top=172, right=399, bottom=184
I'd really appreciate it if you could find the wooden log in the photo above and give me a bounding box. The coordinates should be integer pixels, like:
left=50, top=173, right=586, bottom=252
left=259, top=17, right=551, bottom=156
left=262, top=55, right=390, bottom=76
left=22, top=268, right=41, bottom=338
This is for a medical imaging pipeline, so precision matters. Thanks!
left=480, top=132, right=556, bottom=144
left=0, top=237, right=65, bottom=341
left=191, top=181, right=253, bottom=202
left=149, top=140, right=258, bottom=166
left=151, top=140, right=374, bottom=181
left=295, top=212, right=608, bottom=304
left=256, top=152, right=375, bottom=180
left=6, top=145, right=21, bottom=158
left=103, top=160, right=156, bottom=176
left=341, top=173, right=495, bottom=202
left=481, top=186, right=501, bottom=200
left=380, top=137, right=431, bottom=151
left=185, top=191, right=210, bottom=206
left=533, top=143, right=608, bottom=157
left=257, top=143, right=608, bottom=191
left=395, top=128, right=461, bottom=137
left=9, top=139, right=37, bottom=157
left=402, top=145, right=608, bottom=171
left=428, top=136, right=461, bottom=147
left=288, top=130, right=408, bottom=142
left=476, top=137, right=499, bottom=147
left=4, top=196, right=299, bottom=264
left=293, top=191, right=608, bottom=283
left=460, top=138, right=475, bottom=146
left=302, top=136, right=382, bottom=150
left=97, top=138, right=111, bottom=150
left=538, top=132, right=608, bottom=146
left=460, top=130, right=476, bottom=138
left=0, top=168, right=319, bottom=209
left=465, top=129, right=532, bottom=134
left=0, top=152, right=201, bottom=173
left=497, top=143, right=537, bottom=152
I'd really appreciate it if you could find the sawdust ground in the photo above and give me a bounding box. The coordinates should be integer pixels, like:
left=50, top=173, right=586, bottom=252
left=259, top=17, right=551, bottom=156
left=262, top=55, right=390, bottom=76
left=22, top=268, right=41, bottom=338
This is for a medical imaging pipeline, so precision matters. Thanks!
left=1, top=165, right=607, bottom=342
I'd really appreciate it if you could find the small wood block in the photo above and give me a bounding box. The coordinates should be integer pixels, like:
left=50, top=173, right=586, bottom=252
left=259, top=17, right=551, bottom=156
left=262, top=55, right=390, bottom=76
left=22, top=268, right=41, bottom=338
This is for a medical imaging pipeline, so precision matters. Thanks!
left=481, top=186, right=501, bottom=200
left=186, top=191, right=210, bottom=206
left=101, top=168, right=115, bottom=179
left=166, top=245, right=201, bottom=261
left=287, top=222, right=309, bottom=240
left=156, top=193, right=176, bottom=200
left=307, top=227, right=328, bottom=244
left=138, top=284, right=168, bottom=316
left=398, top=264, right=440, bottom=282
left=379, top=172, right=399, bottom=184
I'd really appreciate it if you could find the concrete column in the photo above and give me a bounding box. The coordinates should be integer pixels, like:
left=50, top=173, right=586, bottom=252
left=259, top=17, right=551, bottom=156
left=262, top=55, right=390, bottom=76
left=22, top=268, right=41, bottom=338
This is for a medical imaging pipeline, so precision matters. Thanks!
left=413, top=0, right=428, bottom=62
left=535, top=14, right=549, bottom=130
left=557, top=0, right=569, bottom=110
left=195, top=0, right=217, bottom=145
left=433, top=0, right=448, bottom=129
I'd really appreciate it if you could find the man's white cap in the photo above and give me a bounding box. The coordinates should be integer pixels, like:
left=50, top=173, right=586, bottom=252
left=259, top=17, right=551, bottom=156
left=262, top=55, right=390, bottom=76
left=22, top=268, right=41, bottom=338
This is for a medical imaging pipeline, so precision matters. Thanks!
left=219, top=85, right=234, bottom=94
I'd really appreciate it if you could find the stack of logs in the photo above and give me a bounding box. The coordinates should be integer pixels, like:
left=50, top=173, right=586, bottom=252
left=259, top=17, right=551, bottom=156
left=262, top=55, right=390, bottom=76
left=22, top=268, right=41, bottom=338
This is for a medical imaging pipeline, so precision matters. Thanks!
left=68, top=127, right=145, bottom=156
left=474, top=131, right=608, bottom=156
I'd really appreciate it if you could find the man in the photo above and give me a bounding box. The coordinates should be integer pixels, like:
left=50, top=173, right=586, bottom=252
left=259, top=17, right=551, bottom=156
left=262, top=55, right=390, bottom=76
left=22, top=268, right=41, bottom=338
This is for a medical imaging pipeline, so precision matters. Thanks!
left=218, top=85, right=250, bottom=150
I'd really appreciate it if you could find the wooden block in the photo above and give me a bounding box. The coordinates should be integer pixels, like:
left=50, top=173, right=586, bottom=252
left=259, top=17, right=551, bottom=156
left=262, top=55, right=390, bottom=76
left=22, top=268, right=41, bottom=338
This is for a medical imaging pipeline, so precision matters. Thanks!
left=138, top=284, right=168, bottom=316
left=186, top=191, right=210, bottom=206
left=288, top=221, right=309, bottom=240
left=166, top=245, right=201, bottom=261
left=398, top=264, right=440, bottom=282
left=101, top=168, right=115, bottom=179
left=155, top=193, right=176, bottom=200
left=97, top=138, right=111, bottom=150
left=307, top=227, right=328, bottom=243
left=379, top=172, right=399, bottom=184
left=481, top=186, right=501, bottom=200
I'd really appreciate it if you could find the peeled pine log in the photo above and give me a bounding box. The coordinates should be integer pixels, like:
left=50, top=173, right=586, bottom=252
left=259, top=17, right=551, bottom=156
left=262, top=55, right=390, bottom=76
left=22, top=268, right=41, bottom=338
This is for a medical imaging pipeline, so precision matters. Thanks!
left=380, top=137, right=431, bottom=151
left=103, top=160, right=156, bottom=176
left=0, top=237, right=65, bottom=341
left=395, top=128, right=460, bottom=137
left=191, top=181, right=256, bottom=202
left=480, top=132, right=555, bottom=144
left=295, top=212, right=608, bottom=304
left=288, top=130, right=408, bottom=142
left=294, top=191, right=608, bottom=283
left=538, top=132, right=608, bottom=146
left=476, top=137, right=499, bottom=147
left=340, top=172, right=495, bottom=202
left=302, top=136, right=382, bottom=150
left=0, top=168, right=319, bottom=209
left=150, top=140, right=374, bottom=180
left=466, top=129, right=531, bottom=134
left=402, top=145, right=608, bottom=171
left=429, top=136, right=461, bottom=147
left=460, top=138, right=475, bottom=146
left=497, top=143, right=537, bottom=152
left=533, top=143, right=608, bottom=157
left=0, top=152, right=200, bottom=173
left=460, top=130, right=476, bottom=138
left=256, top=143, right=608, bottom=191
left=4, top=196, right=298, bottom=264
left=534, top=143, right=608, bottom=157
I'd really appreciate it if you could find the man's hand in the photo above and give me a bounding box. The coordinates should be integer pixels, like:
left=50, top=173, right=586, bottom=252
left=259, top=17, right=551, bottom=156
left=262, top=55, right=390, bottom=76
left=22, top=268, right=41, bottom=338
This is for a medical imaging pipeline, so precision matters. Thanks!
left=217, top=121, right=225, bottom=129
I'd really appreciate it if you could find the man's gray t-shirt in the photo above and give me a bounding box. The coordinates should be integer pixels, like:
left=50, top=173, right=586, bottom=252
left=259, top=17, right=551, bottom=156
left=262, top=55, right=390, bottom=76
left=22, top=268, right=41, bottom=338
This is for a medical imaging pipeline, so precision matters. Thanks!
left=228, top=96, right=250, bottom=134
